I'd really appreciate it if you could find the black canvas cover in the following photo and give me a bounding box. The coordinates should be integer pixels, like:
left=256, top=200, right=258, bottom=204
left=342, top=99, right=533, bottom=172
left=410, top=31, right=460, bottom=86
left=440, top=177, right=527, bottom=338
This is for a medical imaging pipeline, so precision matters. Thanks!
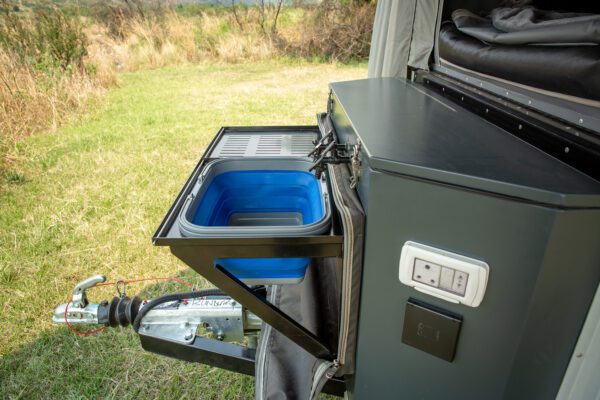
left=255, top=259, right=340, bottom=400
left=452, top=7, right=600, bottom=45
left=439, top=23, right=600, bottom=101
left=255, top=161, right=365, bottom=399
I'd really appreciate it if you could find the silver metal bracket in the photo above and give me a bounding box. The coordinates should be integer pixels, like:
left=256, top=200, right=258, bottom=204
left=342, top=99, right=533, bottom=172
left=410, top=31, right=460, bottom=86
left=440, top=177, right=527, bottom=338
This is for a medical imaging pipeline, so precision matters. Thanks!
left=138, top=297, right=260, bottom=344
left=349, top=139, right=362, bottom=189
left=72, top=274, right=106, bottom=308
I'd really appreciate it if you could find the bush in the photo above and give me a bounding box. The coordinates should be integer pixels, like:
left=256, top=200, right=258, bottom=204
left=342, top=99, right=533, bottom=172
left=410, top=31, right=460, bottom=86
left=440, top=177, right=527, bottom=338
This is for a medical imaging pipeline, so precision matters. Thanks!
left=0, top=4, right=111, bottom=173
left=280, top=0, right=375, bottom=61
left=0, top=5, right=88, bottom=72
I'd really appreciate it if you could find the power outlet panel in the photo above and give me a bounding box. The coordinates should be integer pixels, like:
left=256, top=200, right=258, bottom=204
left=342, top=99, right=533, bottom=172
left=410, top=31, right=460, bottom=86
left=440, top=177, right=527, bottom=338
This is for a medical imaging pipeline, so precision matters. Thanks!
left=399, top=241, right=489, bottom=307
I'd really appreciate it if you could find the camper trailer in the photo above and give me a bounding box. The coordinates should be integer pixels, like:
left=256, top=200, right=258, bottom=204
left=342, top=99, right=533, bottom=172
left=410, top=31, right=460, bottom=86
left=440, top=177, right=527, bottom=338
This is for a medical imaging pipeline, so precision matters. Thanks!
left=54, top=1, right=600, bottom=398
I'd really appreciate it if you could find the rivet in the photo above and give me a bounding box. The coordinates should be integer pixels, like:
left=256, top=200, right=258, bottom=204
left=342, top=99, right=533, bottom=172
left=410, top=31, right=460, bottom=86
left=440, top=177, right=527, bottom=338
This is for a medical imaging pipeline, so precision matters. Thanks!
left=564, top=147, right=570, bottom=153
left=578, top=118, right=584, bottom=124
left=485, top=108, right=489, bottom=113
left=527, top=100, right=532, bottom=105
left=461, top=96, right=464, bottom=101
left=518, top=124, right=522, bottom=130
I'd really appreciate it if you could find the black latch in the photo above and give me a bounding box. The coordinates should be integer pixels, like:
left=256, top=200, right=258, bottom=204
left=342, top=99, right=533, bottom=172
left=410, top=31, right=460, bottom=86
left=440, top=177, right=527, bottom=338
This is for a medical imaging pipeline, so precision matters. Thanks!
left=309, top=114, right=361, bottom=187
left=309, top=139, right=353, bottom=179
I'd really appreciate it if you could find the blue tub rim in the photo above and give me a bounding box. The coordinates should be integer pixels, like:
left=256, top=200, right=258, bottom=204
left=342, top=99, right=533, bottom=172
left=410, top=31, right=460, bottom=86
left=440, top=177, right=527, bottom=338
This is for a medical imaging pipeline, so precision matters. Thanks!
left=178, top=158, right=332, bottom=238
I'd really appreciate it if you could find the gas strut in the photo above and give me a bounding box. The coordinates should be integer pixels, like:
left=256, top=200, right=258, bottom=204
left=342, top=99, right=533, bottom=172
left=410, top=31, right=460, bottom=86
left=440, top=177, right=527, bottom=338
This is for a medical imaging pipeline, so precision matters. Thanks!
left=53, top=275, right=263, bottom=347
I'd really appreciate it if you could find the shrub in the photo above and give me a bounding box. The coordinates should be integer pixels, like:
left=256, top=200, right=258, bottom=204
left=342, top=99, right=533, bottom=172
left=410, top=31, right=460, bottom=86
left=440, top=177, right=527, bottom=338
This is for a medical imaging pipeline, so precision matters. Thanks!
left=0, top=4, right=111, bottom=173
left=0, top=4, right=88, bottom=72
left=280, top=0, right=375, bottom=61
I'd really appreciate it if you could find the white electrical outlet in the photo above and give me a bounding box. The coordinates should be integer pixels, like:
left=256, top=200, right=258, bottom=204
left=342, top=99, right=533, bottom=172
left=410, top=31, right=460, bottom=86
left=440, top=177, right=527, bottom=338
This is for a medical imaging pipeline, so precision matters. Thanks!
left=399, top=241, right=489, bottom=307
left=412, top=259, right=442, bottom=287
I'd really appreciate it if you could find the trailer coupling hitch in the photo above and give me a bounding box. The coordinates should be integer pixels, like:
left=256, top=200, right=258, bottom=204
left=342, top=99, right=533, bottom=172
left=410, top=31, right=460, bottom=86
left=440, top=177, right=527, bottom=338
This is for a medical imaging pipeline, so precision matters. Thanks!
left=53, top=275, right=262, bottom=347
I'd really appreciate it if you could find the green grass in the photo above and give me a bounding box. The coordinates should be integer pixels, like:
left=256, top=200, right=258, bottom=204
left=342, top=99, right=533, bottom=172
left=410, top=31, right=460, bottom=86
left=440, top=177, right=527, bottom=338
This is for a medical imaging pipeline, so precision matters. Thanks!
left=0, top=60, right=367, bottom=399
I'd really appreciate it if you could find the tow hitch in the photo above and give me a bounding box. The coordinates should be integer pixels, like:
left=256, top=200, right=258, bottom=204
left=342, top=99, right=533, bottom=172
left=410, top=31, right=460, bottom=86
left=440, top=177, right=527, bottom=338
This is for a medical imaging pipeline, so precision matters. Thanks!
left=53, top=275, right=263, bottom=347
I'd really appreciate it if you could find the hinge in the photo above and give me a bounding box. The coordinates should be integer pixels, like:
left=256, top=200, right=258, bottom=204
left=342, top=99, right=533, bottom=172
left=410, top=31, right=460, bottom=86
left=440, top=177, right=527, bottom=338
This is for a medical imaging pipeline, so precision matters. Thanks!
left=349, top=139, right=361, bottom=189
left=309, top=117, right=361, bottom=188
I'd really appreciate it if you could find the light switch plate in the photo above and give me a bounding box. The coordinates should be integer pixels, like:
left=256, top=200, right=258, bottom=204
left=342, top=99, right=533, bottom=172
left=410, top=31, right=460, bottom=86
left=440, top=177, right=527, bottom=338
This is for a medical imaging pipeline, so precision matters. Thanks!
left=399, top=241, right=489, bottom=307
left=402, top=298, right=462, bottom=362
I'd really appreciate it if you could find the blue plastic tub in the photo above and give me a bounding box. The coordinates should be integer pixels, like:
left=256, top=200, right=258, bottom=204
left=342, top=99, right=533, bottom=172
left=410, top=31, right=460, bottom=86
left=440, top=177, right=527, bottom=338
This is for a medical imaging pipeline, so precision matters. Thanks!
left=178, top=158, right=331, bottom=284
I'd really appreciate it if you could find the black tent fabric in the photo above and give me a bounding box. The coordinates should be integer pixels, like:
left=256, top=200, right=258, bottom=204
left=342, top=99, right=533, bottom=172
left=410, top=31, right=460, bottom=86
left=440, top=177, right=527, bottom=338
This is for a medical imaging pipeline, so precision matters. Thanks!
left=452, top=7, right=600, bottom=45
left=439, top=22, right=600, bottom=101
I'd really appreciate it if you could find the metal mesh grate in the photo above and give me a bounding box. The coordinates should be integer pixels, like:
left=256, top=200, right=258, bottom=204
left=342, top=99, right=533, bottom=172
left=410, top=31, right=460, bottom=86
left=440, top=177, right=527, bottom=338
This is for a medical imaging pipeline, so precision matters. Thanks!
left=215, top=135, right=251, bottom=157
left=210, top=132, right=317, bottom=158
left=256, top=135, right=284, bottom=155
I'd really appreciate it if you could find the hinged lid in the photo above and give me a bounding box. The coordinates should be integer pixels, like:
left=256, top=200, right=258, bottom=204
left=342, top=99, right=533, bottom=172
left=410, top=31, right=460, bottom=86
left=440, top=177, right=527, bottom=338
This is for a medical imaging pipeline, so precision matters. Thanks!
left=329, top=78, right=600, bottom=209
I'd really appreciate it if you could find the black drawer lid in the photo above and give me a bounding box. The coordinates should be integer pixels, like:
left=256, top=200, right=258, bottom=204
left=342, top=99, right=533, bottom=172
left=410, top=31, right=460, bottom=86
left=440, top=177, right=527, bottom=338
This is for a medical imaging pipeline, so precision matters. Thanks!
left=329, top=78, right=600, bottom=208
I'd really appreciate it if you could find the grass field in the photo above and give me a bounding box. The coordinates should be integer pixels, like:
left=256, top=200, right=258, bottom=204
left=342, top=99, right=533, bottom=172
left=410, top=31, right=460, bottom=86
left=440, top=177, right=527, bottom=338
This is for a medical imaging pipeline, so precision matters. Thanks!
left=0, top=60, right=367, bottom=399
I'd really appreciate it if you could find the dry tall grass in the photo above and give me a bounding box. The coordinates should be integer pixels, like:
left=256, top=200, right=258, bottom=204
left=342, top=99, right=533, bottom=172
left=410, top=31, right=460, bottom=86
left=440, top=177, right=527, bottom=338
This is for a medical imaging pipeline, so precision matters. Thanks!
left=87, top=9, right=280, bottom=71
left=0, top=8, right=116, bottom=173
left=0, top=51, right=109, bottom=165
left=0, top=7, right=285, bottom=171
left=0, top=2, right=374, bottom=174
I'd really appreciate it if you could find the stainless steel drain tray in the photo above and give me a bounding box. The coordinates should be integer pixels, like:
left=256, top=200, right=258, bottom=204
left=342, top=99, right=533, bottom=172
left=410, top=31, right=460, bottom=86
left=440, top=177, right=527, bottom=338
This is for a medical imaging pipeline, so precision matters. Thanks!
left=210, top=131, right=317, bottom=158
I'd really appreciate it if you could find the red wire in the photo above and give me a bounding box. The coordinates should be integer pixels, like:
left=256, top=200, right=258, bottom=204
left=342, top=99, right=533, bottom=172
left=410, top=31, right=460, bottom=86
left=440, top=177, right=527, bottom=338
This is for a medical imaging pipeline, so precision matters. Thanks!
left=64, top=276, right=192, bottom=335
